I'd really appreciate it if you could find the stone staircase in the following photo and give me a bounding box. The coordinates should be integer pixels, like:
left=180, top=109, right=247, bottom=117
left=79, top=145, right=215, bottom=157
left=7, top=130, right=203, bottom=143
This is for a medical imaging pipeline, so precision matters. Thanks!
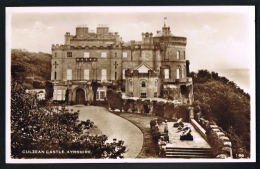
left=165, top=147, right=214, bottom=158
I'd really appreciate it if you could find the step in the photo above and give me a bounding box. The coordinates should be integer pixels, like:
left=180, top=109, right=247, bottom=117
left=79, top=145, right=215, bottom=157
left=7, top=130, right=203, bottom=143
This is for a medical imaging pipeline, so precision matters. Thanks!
left=164, top=147, right=213, bottom=158
left=166, top=149, right=212, bottom=153
left=165, top=151, right=211, bottom=155
left=165, top=154, right=213, bottom=158
left=166, top=147, right=211, bottom=151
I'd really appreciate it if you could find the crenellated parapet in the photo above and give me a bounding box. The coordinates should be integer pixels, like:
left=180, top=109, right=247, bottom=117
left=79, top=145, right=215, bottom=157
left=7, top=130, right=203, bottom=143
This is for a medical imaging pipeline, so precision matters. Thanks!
left=51, top=44, right=66, bottom=50
left=125, top=69, right=159, bottom=78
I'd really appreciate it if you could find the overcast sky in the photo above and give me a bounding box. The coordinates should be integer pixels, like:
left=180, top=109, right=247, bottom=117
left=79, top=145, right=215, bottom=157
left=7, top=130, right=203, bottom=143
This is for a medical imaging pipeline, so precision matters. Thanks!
left=8, top=7, right=254, bottom=72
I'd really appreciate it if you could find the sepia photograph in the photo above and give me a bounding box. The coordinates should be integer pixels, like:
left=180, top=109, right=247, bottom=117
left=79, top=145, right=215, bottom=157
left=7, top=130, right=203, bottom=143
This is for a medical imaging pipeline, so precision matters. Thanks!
left=5, top=6, right=255, bottom=163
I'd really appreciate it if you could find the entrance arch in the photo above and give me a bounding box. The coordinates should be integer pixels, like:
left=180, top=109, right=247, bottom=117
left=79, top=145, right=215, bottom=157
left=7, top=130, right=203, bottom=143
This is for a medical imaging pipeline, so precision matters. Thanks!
left=76, top=88, right=85, bottom=104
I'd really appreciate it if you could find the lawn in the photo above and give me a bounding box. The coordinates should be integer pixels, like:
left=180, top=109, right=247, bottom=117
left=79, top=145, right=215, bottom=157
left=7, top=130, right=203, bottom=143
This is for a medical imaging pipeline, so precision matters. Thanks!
left=112, top=112, right=159, bottom=158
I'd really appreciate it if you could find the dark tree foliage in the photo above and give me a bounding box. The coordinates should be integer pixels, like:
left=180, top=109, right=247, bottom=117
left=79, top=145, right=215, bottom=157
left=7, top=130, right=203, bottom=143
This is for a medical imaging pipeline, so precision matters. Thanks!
left=11, top=49, right=52, bottom=88
left=45, top=81, right=54, bottom=100
left=106, top=89, right=123, bottom=111
left=32, top=80, right=44, bottom=89
left=192, top=70, right=250, bottom=157
left=91, top=81, right=101, bottom=105
left=11, top=81, right=126, bottom=159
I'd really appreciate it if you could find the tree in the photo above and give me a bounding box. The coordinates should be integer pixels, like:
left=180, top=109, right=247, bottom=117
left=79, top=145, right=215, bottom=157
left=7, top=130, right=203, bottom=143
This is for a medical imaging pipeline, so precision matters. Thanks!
left=91, top=81, right=100, bottom=105
left=11, top=64, right=25, bottom=81
left=192, top=70, right=250, bottom=157
left=45, top=81, right=53, bottom=100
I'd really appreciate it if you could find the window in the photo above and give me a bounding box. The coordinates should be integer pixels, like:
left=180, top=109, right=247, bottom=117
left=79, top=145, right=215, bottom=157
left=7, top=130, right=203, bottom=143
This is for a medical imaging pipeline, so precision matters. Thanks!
left=115, top=72, right=117, bottom=80
left=100, top=91, right=105, bottom=100
left=54, top=90, right=65, bottom=101
left=84, top=52, right=89, bottom=58
left=157, top=51, right=160, bottom=57
left=84, top=69, right=89, bottom=80
left=177, top=51, right=180, bottom=60
left=77, top=69, right=81, bottom=80
left=182, top=67, right=185, bottom=78
left=123, top=52, right=127, bottom=58
left=57, top=90, right=62, bottom=100
left=54, top=72, right=57, bottom=80
left=154, top=92, right=157, bottom=97
left=141, top=93, right=147, bottom=98
left=115, top=52, right=117, bottom=58
left=176, top=68, right=180, bottom=79
left=122, top=69, right=126, bottom=79
left=183, top=51, right=185, bottom=59
left=141, top=81, right=146, bottom=87
left=129, top=79, right=132, bottom=86
left=54, top=52, right=57, bottom=57
left=96, top=89, right=106, bottom=100
left=101, top=69, right=107, bottom=81
left=165, top=50, right=169, bottom=60
left=164, top=69, right=169, bottom=79
left=101, top=52, right=107, bottom=58
left=67, top=52, right=72, bottom=57
left=67, top=69, right=72, bottom=80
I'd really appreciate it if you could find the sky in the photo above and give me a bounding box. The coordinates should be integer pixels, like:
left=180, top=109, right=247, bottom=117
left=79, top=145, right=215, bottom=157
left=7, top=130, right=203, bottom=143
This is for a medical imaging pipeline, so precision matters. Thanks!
left=8, top=6, right=255, bottom=72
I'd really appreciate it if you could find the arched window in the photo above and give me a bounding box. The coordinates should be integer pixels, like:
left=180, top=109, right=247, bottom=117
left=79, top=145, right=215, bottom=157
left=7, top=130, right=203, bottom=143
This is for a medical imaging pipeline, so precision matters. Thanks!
left=141, top=81, right=146, bottom=87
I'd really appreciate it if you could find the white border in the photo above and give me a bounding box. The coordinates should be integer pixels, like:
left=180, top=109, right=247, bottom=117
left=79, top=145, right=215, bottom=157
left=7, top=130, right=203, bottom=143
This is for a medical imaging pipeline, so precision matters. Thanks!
left=5, top=6, right=256, bottom=163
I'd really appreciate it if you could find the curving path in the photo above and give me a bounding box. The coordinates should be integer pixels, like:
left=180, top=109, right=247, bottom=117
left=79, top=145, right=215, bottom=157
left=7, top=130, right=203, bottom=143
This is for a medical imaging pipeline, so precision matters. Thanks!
left=71, top=105, right=143, bottom=158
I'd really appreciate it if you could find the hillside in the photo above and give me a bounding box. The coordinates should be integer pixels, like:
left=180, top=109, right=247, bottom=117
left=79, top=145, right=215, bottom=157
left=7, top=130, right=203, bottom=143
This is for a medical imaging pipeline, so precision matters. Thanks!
left=11, top=49, right=52, bottom=88
left=190, top=70, right=250, bottom=157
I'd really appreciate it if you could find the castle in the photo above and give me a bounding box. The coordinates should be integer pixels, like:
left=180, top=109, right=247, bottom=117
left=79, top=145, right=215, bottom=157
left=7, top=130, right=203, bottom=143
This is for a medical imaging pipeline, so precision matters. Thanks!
left=51, top=22, right=193, bottom=104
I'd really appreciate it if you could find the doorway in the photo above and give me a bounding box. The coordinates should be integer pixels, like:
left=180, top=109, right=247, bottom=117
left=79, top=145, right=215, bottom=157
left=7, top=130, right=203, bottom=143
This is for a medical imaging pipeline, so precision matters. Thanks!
left=76, top=88, right=85, bottom=104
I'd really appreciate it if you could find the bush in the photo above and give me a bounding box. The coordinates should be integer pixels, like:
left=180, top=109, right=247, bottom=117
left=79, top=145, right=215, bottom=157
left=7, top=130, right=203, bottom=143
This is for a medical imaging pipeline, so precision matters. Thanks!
left=153, top=101, right=165, bottom=117
left=174, top=105, right=190, bottom=122
left=164, top=103, right=175, bottom=119
left=107, top=89, right=123, bottom=111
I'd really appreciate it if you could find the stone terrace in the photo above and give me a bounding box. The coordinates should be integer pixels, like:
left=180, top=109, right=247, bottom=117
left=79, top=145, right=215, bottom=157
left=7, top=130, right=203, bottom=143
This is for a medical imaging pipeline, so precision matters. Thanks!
left=166, top=122, right=210, bottom=148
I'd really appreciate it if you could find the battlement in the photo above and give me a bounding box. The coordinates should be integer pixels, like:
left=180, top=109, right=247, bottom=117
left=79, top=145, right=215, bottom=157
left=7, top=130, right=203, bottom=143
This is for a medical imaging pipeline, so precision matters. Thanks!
left=125, top=69, right=159, bottom=78
left=51, top=44, right=64, bottom=50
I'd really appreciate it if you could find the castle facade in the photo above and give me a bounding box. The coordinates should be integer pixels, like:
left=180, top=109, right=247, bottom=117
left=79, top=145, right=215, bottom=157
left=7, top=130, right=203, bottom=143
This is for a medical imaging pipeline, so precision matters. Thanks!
left=51, top=23, right=193, bottom=104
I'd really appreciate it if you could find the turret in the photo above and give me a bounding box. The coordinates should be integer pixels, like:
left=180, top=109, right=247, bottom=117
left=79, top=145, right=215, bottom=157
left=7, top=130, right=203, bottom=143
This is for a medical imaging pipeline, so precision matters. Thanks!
left=142, top=32, right=153, bottom=45
left=64, top=32, right=70, bottom=45
left=162, top=25, right=171, bottom=36
left=96, top=26, right=109, bottom=34
left=76, top=26, right=88, bottom=38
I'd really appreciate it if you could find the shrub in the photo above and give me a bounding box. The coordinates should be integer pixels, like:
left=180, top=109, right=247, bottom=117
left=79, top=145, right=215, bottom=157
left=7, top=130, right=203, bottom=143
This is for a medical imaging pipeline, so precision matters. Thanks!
left=107, top=89, right=123, bottom=111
